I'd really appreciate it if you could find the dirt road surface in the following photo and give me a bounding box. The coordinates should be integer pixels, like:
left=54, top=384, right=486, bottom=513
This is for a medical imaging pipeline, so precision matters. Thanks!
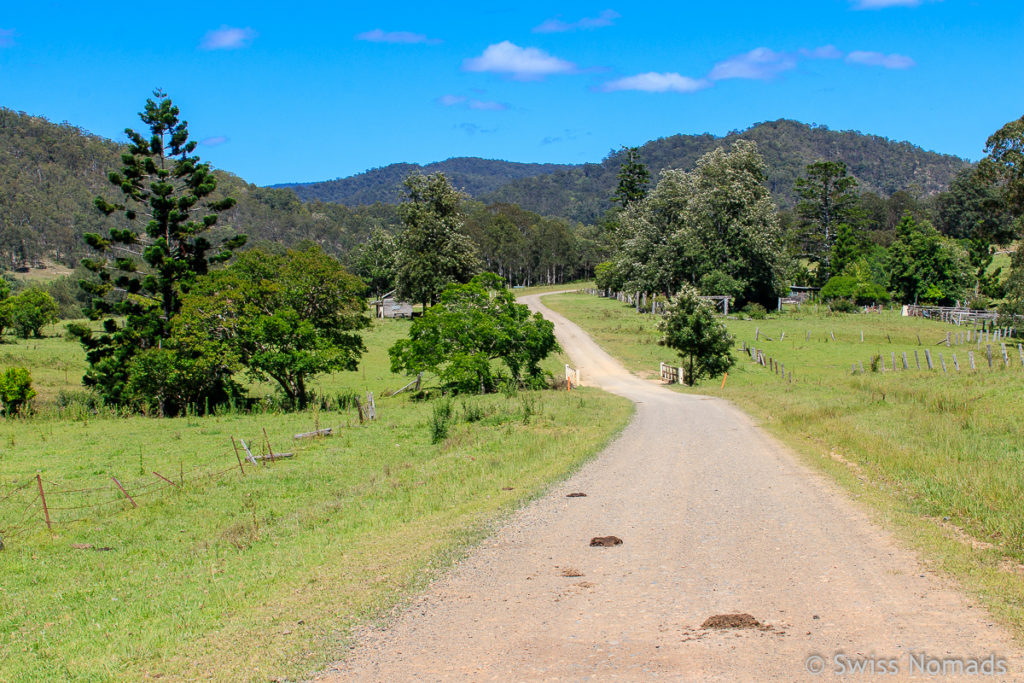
left=319, top=292, right=1021, bottom=681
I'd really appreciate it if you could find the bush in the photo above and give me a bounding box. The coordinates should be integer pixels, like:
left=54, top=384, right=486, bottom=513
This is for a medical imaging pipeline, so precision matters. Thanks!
left=829, top=298, right=859, bottom=313
left=742, top=303, right=768, bottom=319
left=0, top=367, right=36, bottom=416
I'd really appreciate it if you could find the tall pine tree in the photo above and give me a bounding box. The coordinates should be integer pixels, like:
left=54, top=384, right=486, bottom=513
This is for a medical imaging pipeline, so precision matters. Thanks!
left=71, top=90, right=246, bottom=406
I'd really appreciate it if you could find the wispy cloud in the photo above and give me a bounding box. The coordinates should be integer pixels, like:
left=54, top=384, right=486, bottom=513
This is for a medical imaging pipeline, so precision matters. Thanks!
left=437, top=94, right=508, bottom=111
left=850, top=0, right=925, bottom=8
left=709, top=47, right=798, bottom=81
left=458, top=122, right=497, bottom=135
left=200, top=136, right=229, bottom=147
left=355, top=29, right=441, bottom=45
left=602, top=72, right=710, bottom=93
left=200, top=26, right=256, bottom=51
left=0, top=28, right=15, bottom=48
left=846, top=50, right=916, bottom=68
left=600, top=43, right=913, bottom=95
left=533, top=9, right=620, bottom=33
left=463, top=41, right=576, bottom=80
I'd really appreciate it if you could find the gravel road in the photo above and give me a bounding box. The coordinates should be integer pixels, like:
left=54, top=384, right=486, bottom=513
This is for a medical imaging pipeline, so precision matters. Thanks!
left=318, top=292, right=1022, bottom=681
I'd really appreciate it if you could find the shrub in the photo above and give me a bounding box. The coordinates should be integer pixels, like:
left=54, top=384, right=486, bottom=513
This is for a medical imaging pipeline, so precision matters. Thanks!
left=742, top=303, right=768, bottom=319
left=0, top=367, right=36, bottom=416
left=430, top=399, right=453, bottom=444
left=4, top=288, right=60, bottom=338
left=829, top=298, right=859, bottom=313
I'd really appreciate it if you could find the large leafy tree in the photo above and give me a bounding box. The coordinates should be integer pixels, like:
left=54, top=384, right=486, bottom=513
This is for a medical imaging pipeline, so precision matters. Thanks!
left=351, top=227, right=397, bottom=299
left=794, top=160, right=859, bottom=282
left=175, top=246, right=369, bottom=409
left=984, top=115, right=1024, bottom=218
left=888, top=213, right=971, bottom=305
left=658, top=284, right=734, bottom=386
left=394, top=172, right=480, bottom=309
left=389, top=273, right=558, bottom=394
left=3, top=288, right=59, bottom=338
left=934, top=166, right=1016, bottom=297
left=71, top=90, right=245, bottom=405
left=616, top=140, right=784, bottom=306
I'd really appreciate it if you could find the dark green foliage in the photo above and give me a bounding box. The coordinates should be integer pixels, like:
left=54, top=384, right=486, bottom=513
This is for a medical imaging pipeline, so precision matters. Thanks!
left=278, top=158, right=575, bottom=206
left=611, top=147, right=650, bottom=207
left=795, top=161, right=859, bottom=281
left=830, top=223, right=861, bottom=275
left=0, top=278, right=10, bottom=337
left=0, top=367, right=35, bottom=416
left=934, top=167, right=1017, bottom=297
left=463, top=202, right=591, bottom=286
left=394, top=173, right=481, bottom=308
left=3, top=288, right=59, bottom=338
left=887, top=213, right=971, bottom=305
left=389, top=273, right=559, bottom=394
left=594, top=260, right=622, bottom=292
left=73, top=91, right=246, bottom=407
left=430, top=399, right=453, bottom=444
left=175, top=246, right=369, bottom=410
left=984, top=115, right=1024, bottom=217
left=658, top=284, right=734, bottom=386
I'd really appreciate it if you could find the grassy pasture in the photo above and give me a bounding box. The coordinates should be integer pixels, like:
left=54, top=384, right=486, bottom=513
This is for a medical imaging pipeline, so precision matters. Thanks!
left=0, top=312, right=632, bottom=681
left=544, top=292, right=1024, bottom=634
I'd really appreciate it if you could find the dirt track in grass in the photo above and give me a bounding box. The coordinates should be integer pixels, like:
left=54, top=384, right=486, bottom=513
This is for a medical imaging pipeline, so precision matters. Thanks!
left=318, top=292, right=1022, bottom=681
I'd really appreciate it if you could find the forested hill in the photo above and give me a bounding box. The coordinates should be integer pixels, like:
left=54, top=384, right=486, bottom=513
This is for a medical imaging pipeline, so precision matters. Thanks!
left=281, top=120, right=969, bottom=224
left=275, top=158, right=575, bottom=205
left=0, top=107, right=401, bottom=269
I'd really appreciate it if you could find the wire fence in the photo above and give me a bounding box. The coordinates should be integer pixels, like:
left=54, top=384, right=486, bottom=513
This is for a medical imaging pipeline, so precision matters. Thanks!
left=0, top=439, right=282, bottom=547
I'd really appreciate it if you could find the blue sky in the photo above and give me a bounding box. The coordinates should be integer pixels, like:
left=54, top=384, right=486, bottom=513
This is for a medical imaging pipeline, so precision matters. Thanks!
left=1, top=1, right=1021, bottom=186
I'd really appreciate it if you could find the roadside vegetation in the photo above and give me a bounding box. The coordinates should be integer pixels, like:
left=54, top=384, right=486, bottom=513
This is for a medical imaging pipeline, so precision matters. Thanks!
left=544, top=291, right=1024, bottom=634
left=0, top=313, right=631, bottom=681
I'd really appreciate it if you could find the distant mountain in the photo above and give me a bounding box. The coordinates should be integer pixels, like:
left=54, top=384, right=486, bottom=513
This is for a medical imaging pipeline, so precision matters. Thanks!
left=0, top=107, right=400, bottom=269
left=275, top=158, right=576, bottom=205
left=279, top=120, right=970, bottom=224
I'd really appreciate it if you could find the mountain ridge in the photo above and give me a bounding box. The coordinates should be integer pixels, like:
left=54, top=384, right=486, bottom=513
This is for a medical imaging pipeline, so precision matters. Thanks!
left=274, top=119, right=969, bottom=223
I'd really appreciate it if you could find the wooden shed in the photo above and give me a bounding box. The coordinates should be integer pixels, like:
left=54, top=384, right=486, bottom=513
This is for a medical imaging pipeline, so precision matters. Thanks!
left=373, top=290, right=414, bottom=319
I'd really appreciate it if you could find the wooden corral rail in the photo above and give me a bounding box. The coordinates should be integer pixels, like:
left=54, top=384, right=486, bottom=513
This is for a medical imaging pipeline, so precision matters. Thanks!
left=904, top=305, right=1020, bottom=331
left=659, top=362, right=684, bottom=385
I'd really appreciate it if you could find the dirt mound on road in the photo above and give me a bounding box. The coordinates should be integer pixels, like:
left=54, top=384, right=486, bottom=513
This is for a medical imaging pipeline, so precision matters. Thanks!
left=701, top=614, right=761, bottom=629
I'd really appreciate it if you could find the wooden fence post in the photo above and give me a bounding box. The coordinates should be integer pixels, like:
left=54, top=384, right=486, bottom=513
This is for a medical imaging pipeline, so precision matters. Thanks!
left=36, top=474, right=51, bottom=531
left=891, top=352, right=897, bottom=371
left=987, top=345, right=993, bottom=368
left=915, top=350, right=920, bottom=369
left=902, top=352, right=909, bottom=370
left=939, top=352, right=947, bottom=372
left=111, top=476, right=137, bottom=508
left=969, top=350, right=976, bottom=371
left=925, top=349, right=934, bottom=370
left=231, top=437, right=245, bottom=475
left=952, top=353, right=960, bottom=371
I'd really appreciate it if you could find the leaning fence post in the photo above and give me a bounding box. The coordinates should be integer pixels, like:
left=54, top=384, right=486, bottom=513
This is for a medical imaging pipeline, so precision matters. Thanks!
left=952, top=353, right=960, bottom=372
left=915, top=350, right=920, bottom=369
left=902, top=352, right=909, bottom=370
left=231, top=437, right=246, bottom=476
left=924, top=348, right=934, bottom=370
left=36, top=474, right=51, bottom=531
left=1001, top=343, right=1009, bottom=367
left=938, top=352, right=947, bottom=372
left=969, top=350, right=976, bottom=370
left=111, top=476, right=137, bottom=508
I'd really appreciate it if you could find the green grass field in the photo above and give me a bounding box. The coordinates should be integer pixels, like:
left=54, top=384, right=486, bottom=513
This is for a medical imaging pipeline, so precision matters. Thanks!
left=0, top=311, right=632, bottom=681
left=544, top=292, right=1024, bottom=635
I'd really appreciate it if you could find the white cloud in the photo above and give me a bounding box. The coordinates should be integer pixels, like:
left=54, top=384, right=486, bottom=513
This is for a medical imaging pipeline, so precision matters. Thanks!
left=437, top=94, right=467, bottom=106
left=463, top=41, right=576, bottom=80
left=851, top=0, right=923, bottom=8
left=438, top=94, right=507, bottom=111
left=0, top=29, right=15, bottom=48
left=602, top=72, right=709, bottom=93
left=356, top=29, right=441, bottom=45
left=709, top=47, right=798, bottom=81
left=533, top=9, right=620, bottom=33
left=846, top=50, right=916, bottom=68
left=200, top=26, right=256, bottom=51
left=200, top=136, right=229, bottom=147
left=469, top=99, right=508, bottom=111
